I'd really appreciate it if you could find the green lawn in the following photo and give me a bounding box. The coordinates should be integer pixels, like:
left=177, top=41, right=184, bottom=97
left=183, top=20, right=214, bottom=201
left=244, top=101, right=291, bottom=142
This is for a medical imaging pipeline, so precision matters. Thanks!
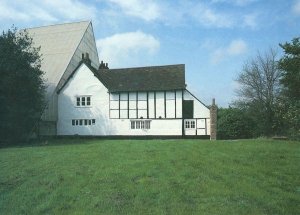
left=0, top=139, right=299, bottom=214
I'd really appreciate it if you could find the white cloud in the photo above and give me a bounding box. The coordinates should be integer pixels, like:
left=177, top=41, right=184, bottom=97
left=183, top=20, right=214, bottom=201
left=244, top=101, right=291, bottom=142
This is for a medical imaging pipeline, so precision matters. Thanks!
left=29, top=5, right=58, bottom=22
left=227, top=39, right=248, bottom=54
left=158, top=1, right=234, bottom=28
left=0, top=2, right=31, bottom=21
left=192, top=4, right=233, bottom=28
left=43, top=0, right=97, bottom=20
left=107, top=0, right=160, bottom=21
left=243, top=13, right=258, bottom=29
left=104, top=1, right=235, bottom=28
left=211, top=39, right=247, bottom=64
left=96, top=31, right=160, bottom=67
left=292, top=0, right=300, bottom=15
left=0, top=0, right=97, bottom=23
left=211, top=0, right=257, bottom=6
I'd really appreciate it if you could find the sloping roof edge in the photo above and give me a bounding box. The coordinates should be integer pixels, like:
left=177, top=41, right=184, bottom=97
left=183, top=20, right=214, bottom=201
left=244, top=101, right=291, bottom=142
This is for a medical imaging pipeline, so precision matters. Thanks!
left=57, top=60, right=100, bottom=94
left=185, top=89, right=210, bottom=109
left=24, top=20, right=91, bottom=31
left=54, top=21, right=91, bottom=92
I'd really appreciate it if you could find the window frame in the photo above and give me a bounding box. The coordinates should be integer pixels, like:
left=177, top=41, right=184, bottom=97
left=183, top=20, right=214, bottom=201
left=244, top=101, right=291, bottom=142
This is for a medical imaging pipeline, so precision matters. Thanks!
left=75, top=96, right=92, bottom=107
left=71, top=119, right=96, bottom=126
left=185, top=120, right=196, bottom=129
left=191, top=121, right=195, bottom=128
left=130, top=120, right=151, bottom=130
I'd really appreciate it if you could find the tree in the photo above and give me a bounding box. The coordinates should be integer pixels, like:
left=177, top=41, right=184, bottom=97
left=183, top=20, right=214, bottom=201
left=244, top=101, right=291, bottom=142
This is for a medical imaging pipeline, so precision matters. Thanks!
left=277, top=37, right=300, bottom=139
left=0, top=27, right=45, bottom=144
left=279, top=37, right=300, bottom=101
left=217, top=107, right=254, bottom=139
left=234, top=49, right=281, bottom=136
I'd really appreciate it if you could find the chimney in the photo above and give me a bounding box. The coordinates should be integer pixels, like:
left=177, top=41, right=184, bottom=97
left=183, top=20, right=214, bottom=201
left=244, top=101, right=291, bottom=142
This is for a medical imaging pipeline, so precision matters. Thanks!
left=99, top=61, right=109, bottom=69
left=82, top=52, right=91, bottom=66
left=210, top=98, right=217, bottom=140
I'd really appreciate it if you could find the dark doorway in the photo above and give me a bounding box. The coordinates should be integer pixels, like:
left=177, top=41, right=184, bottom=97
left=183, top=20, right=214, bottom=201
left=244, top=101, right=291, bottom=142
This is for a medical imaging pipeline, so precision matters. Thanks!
left=183, top=100, right=194, bottom=119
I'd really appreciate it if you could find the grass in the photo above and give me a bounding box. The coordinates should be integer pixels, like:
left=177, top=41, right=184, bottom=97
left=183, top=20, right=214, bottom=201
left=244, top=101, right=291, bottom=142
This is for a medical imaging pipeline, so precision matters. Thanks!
left=0, top=138, right=299, bottom=214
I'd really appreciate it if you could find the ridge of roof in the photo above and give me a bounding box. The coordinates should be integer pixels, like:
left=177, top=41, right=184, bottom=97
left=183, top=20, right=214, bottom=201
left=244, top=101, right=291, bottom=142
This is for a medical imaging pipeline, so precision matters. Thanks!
left=107, top=64, right=185, bottom=71
left=24, top=20, right=91, bottom=31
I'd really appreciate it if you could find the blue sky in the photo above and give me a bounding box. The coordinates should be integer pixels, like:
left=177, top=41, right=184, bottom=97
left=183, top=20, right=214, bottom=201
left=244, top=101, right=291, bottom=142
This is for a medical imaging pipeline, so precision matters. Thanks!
left=1, top=0, right=300, bottom=106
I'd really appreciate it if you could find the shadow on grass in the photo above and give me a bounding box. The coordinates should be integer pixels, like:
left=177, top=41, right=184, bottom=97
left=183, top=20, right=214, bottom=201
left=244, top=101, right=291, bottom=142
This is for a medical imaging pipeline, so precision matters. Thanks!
left=0, top=136, right=102, bottom=149
left=0, top=135, right=183, bottom=149
left=0, top=135, right=213, bottom=149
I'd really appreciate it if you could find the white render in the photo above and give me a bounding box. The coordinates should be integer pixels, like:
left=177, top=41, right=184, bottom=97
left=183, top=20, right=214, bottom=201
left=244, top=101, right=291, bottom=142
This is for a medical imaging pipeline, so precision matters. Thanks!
left=57, top=63, right=210, bottom=137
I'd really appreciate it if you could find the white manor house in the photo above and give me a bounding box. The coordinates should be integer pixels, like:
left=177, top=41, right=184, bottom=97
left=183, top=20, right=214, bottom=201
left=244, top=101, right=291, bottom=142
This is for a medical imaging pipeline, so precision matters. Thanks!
left=27, top=21, right=216, bottom=139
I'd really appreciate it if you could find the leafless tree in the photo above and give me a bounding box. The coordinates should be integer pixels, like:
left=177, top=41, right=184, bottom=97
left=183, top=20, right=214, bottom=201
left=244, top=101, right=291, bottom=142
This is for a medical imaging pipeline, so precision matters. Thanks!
left=235, top=48, right=281, bottom=136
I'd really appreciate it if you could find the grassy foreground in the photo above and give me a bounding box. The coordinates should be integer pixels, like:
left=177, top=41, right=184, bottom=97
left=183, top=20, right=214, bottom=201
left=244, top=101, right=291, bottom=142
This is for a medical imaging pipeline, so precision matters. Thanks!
left=0, top=139, right=299, bottom=214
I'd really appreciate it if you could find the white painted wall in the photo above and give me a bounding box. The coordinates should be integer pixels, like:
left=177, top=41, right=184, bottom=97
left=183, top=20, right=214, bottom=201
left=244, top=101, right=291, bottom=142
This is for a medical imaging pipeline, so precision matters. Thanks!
left=58, top=64, right=210, bottom=136
left=155, top=92, right=164, bottom=118
left=183, top=90, right=210, bottom=118
left=175, top=90, right=182, bottom=118
left=148, top=92, right=155, bottom=118
left=183, top=90, right=210, bottom=136
left=57, top=64, right=183, bottom=136
left=58, top=63, right=109, bottom=135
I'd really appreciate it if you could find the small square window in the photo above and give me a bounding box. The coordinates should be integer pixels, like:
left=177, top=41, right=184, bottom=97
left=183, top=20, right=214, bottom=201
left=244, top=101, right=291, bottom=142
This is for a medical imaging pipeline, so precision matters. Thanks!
left=76, top=96, right=91, bottom=107
left=185, top=121, right=190, bottom=128
left=79, top=119, right=83, bottom=125
left=84, top=119, right=88, bottom=125
left=92, top=119, right=95, bottom=125
left=76, top=120, right=79, bottom=125
left=191, top=121, right=195, bottom=128
left=130, top=120, right=151, bottom=130
left=72, top=120, right=75, bottom=126
left=88, top=120, right=92, bottom=125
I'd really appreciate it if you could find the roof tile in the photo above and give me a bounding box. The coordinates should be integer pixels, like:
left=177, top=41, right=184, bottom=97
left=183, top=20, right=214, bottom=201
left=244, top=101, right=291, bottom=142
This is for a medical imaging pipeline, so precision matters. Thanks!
left=94, top=64, right=186, bottom=92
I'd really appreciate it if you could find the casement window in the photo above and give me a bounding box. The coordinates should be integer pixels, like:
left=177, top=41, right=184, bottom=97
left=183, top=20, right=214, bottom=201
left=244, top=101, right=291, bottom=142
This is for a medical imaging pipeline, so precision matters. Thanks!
left=72, top=119, right=96, bottom=126
left=191, top=121, right=195, bottom=128
left=185, top=120, right=195, bottom=129
left=130, top=120, right=151, bottom=130
left=185, top=120, right=190, bottom=128
left=76, top=96, right=91, bottom=107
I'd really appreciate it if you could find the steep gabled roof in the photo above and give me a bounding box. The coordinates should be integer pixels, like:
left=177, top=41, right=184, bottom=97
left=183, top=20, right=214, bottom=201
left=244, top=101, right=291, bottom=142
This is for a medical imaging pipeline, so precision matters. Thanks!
left=26, top=21, right=91, bottom=97
left=95, top=64, right=186, bottom=92
left=27, top=21, right=100, bottom=121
